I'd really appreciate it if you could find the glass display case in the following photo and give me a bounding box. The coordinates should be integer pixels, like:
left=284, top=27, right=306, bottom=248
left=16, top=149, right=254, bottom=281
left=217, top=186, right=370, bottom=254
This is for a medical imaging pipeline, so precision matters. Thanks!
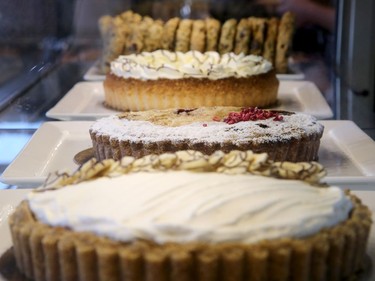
left=0, top=1, right=374, bottom=280
left=0, top=0, right=374, bottom=190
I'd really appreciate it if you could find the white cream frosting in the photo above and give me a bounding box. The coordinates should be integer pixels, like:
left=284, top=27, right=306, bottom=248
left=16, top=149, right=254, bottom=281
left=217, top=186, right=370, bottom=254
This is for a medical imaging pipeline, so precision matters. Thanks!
left=90, top=113, right=323, bottom=145
left=28, top=171, right=352, bottom=244
left=110, top=50, right=273, bottom=80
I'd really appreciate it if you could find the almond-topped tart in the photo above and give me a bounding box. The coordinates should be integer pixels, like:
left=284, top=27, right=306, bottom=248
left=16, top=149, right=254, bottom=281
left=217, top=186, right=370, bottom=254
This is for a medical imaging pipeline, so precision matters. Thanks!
left=8, top=150, right=372, bottom=281
left=89, top=106, right=324, bottom=162
left=104, top=50, right=279, bottom=111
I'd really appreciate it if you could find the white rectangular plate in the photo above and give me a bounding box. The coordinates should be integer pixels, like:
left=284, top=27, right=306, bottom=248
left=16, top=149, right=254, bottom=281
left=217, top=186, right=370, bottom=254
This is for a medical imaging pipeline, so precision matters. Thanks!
left=0, top=189, right=374, bottom=281
left=319, top=121, right=375, bottom=186
left=0, top=122, right=93, bottom=188
left=1, top=120, right=375, bottom=188
left=46, top=80, right=333, bottom=121
left=83, top=62, right=105, bottom=81
left=83, top=62, right=306, bottom=81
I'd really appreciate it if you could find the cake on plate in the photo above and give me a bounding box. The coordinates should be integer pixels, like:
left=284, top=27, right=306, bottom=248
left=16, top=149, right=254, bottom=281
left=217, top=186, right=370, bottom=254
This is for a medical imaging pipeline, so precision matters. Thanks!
left=8, top=150, right=372, bottom=281
left=103, top=50, right=279, bottom=111
left=98, top=10, right=295, bottom=74
left=89, top=106, right=324, bottom=162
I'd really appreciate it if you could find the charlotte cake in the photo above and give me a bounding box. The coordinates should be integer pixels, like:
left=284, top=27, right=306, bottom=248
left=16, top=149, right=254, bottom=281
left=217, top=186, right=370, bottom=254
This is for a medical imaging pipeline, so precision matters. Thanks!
left=8, top=150, right=372, bottom=281
left=89, top=106, right=324, bottom=162
left=104, top=50, right=279, bottom=111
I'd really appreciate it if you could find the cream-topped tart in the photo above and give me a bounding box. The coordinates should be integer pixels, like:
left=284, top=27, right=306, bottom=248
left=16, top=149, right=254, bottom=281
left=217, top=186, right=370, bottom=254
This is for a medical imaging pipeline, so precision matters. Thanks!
left=8, top=150, right=372, bottom=281
left=28, top=171, right=352, bottom=244
left=104, top=50, right=279, bottom=111
left=89, top=107, right=324, bottom=162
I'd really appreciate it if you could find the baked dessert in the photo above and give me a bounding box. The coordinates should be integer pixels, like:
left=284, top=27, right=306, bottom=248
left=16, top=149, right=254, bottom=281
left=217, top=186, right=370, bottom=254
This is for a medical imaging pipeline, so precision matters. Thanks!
left=98, top=10, right=296, bottom=74
left=218, top=19, right=237, bottom=54
left=104, top=50, right=279, bottom=111
left=8, top=150, right=372, bottom=281
left=160, top=17, right=180, bottom=51
left=98, top=10, right=142, bottom=73
left=175, top=19, right=193, bottom=52
left=89, top=106, right=324, bottom=162
left=190, top=19, right=206, bottom=52
left=275, top=11, right=295, bottom=74
left=143, top=19, right=164, bottom=52
left=234, top=18, right=252, bottom=55
left=249, top=17, right=266, bottom=56
left=205, top=17, right=221, bottom=51
left=263, top=17, right=279, bottom=65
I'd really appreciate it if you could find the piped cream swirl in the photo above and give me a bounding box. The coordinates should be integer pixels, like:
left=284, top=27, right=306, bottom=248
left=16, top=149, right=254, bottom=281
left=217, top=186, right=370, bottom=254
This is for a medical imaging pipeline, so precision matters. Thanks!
left=28, top=171, right=352, bottom=245
left=110, top=50, right=273, bottom=80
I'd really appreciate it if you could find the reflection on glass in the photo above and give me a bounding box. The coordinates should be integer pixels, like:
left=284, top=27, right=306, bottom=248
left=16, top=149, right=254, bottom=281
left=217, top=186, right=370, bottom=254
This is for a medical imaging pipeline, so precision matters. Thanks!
left=180, top=0, right=192, bottom=18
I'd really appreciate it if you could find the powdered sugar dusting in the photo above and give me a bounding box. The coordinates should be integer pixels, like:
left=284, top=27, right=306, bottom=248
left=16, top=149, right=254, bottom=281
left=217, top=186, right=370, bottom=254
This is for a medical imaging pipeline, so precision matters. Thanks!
left=90, top=113, right=323, bottom=145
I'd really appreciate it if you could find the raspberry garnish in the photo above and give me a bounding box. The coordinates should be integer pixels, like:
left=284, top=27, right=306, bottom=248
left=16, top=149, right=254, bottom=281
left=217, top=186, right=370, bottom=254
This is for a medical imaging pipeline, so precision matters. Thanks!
left=221, top=107, right=283, bottom=124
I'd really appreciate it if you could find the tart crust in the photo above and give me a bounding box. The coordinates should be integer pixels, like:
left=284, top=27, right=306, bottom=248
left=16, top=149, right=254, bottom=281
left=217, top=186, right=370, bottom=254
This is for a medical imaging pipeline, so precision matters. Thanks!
left=91, top=130, right=322, bottom=162
left=103, top=70, right=279, bottom=111
left=89, top=107, right=323, bottom=162
left=9, top=192, right=372, bottom=281
left=7, top=150, right=372, bottom=281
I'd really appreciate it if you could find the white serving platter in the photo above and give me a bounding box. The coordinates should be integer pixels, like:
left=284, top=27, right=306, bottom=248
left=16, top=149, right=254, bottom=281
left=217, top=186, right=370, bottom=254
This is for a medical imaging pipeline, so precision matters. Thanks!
left=0, top=189, right=374, bottom=281
left=83, top=61, right=306, bottom=81
left=46, top=80, right=333, bottom=121
left=320, top=121, right=375, bottom=187
left=83, top=61, right=105, bottom=81
left=1, top=120, right=375, bottom=188
left=0, top=122, right=93, bottom=188
left=46, top=82, right=118, bottom=121
left=276, top=72, right=305, bottom=80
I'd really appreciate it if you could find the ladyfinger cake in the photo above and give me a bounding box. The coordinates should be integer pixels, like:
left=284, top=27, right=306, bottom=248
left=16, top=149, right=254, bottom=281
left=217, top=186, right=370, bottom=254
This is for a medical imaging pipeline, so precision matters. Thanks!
left=8, top=150, right=372, bottom=281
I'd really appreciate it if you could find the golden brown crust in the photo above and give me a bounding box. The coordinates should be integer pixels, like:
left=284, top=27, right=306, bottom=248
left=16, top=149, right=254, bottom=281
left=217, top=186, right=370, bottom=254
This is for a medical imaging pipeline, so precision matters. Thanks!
left=98, top=11, right=296, bottom=74
left=234, top=18, right=252, bottom=55
left=275, top=12, right=295, bottom=73
left=143, top=19, right=164, bottom=52
left=249, top=17, right=267, bottom=56
left=9, top=192, right=372, bottom=281
left=263, top=17, right=279, bottom=65
left=175, top=19, right=193, bottom=52
left=119, top=10, right=141, bottom=23
left=205, top=18, right=221, bottom=51
left=121, top=11, right=143, bottom=55
left=124, top=22, right=145, bottom=54
left=218, top=19, right=237, bottom=54
left=161, top=17, right=180, bottom=50
left=103, top=70, right=279, bottom=111
left=190, top=19, right=206, bottom=52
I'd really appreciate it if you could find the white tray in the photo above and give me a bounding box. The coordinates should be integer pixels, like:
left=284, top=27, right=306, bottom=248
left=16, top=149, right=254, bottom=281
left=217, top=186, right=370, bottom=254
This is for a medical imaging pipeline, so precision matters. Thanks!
left=320, top=121, right=375, bottom=186
left=83, top=62, right=305, bottom=81
left=83, top=62, right=106, bottom=81
left=1, top=120, right=375, bottom=188
left=46, top=80, right=333, bottom=121
left=46, top=82, right=118, bottom=121
left=0, top=189, right=374, bottom=281
left=0, top=122, right=93, bottom=188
